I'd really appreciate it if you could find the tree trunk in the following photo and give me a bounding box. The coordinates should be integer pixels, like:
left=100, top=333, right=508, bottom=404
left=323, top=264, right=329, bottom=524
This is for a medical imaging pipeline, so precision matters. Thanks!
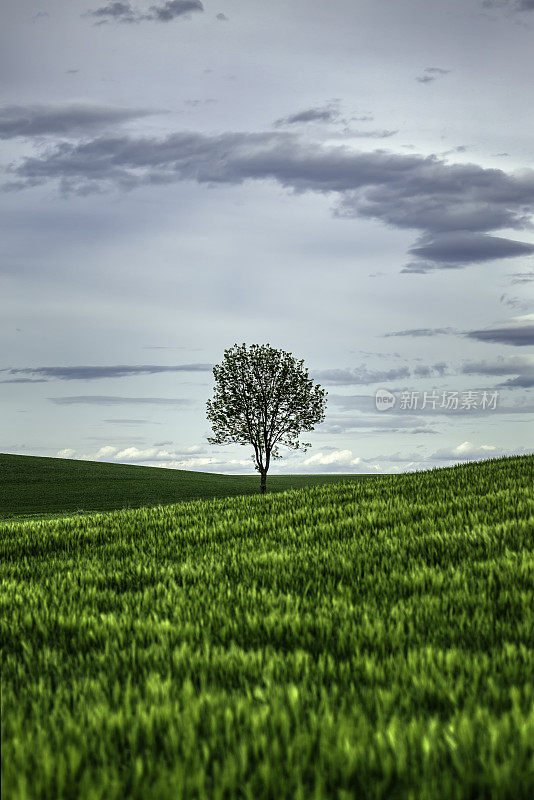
left=260, top=469, right=267, bottom=495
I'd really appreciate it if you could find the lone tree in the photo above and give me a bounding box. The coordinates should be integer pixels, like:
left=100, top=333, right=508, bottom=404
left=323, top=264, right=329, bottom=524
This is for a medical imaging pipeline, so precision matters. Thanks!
left=206, top=343, right=327, bottom=494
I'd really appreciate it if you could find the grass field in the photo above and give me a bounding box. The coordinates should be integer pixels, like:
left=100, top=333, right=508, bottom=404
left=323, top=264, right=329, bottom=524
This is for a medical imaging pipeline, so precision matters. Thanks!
left=1, top=454, right=534, bottom=799
left=0, top=452, right=373, bottom=519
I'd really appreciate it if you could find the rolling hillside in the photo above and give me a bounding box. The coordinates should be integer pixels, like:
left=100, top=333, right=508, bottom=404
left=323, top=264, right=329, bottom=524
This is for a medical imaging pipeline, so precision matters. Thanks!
left=0, top=452, right=374, bottom=519
left=1, top=455, right=533, bottom=799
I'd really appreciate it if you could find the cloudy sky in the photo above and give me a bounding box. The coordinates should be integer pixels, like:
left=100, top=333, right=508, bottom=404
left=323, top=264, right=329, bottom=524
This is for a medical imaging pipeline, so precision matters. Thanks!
left=1, top=0, right=533, bottom=474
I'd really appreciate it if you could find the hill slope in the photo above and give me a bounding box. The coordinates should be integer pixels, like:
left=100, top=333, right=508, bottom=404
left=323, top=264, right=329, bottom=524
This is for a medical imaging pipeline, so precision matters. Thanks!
left=0, top=452, right=374, bottom=519
left=1, top=454, right=533, bottom=799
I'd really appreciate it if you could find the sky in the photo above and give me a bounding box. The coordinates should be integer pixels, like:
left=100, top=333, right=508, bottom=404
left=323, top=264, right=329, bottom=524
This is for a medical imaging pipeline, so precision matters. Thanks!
left=1, top=0, right=533, bottom=475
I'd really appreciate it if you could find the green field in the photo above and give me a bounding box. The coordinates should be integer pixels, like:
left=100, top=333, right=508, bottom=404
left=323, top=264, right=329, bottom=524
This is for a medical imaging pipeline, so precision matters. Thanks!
left=1, top=454, right=534, bottom=799
left=0, top=452, right=372, bottom=520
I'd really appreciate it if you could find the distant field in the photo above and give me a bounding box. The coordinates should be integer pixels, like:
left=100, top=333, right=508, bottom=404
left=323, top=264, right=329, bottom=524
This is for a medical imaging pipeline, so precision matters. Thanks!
left=1, top=454, right=533, bottom=799
left=0, top=452, right=374, bottom=520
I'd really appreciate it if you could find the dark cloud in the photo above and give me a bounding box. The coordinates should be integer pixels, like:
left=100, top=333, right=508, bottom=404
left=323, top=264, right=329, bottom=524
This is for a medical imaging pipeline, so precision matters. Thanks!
left=84, top=0, right=204, bottom=24
left=6, top=130, right=534, bottom=271
left=274, top=106, right=341, bottom=127
left=274, top=106, right=394, bottom=138
left=84, top=2, right=138, bottom=23
left=462, top=355, right=534, bottom=388
left=0, top=104, right=159, bottom=139
left=0, top=378, right=48, bottom=384
left=416, top=67, right=450, bottom=84
left=2, top=363, right=212, bottom=381
left=405, top=232, right=534, bottom=271
left=149, top=1, right=204, bottom=22
left=216, top=12, right=228, bottom=21
left=466, top=318, right=534, bottom=346
left=483, top=0, right=534, bottom=12
left=495, top=376, right=533, bottom=387
left=50, top=396, right=191, bottom=404
left=384, top=327, right=457, bottom=338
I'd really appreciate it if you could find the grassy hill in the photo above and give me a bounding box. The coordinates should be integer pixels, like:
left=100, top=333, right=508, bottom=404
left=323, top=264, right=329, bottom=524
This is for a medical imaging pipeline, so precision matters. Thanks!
left=1, top=454, right=533, bottom=799
left=0, top=452, right=374, bottom=520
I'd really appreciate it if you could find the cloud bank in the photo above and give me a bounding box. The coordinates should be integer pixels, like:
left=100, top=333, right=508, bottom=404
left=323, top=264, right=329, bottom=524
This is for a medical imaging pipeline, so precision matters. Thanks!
left=49, top=396, right=191, bottom=405
left=0, top=104, right=160, bottom=139
left=85, top=1, right=204, bottom=24
left=2, top=363, right=212, bottom=381
left=416, top=67, right=450, bottom=84
left=462, top=354, right=534, bottom=387
left=465, top=315, right=534, bottom=347
left=7, top=129, right=534, bottom=272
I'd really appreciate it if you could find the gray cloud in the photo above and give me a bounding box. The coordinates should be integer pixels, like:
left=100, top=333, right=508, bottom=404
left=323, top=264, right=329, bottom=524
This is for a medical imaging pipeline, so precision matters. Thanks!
left=273, top=105, right=393, bottom=139
left=6, top=130, right=534, bottom=271
left=405, top=232, right=534, bottom=271
left=466, top=318, right=534, bottom=346
left=314, top=363, right=449, bottom=386
left=50, top=396, right=191, bottom=404
left=0, top=104, right=159, bottom=140
left=0, top=378, right=48, bottom=384
left=330, top=392, right=534, bottom=416
left=322, top=410, right=438, bottom=434
left=274, top=106, right=341, bottom=127
left=413, top=362, right=448, bottom=377
left=416, top=67, right=450, bottom=84
left=483, top=0, right=534, bottom=12
left=2, top=363, right=212, bottom=380
left=462, top=355, right=534, bottom=387
left=499, top=294, right=531, bottom=312
left=148, top=1, right=203, bottom=22
left=384, top=327, right=457, bottom=338
left=313, top=366, right=410, bottom=385
left=509, top=270, right=534, bottom=284
left=85, top=0, right=204, bottom=24
left=86, top=1, right=137, bottom=22
left=338, top=129, right=398, bottom=139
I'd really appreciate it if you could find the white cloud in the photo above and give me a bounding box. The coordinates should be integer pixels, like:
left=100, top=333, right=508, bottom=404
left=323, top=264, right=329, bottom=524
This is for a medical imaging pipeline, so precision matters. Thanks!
left=429, top=441, right=502, bottom=461
left=115, top=446, right=167, bottom=461
left=94, top=445, right=119, bottom=459
left=303, top=449, right=355, bottom=466
left=57, top=448, right=76, bottom=458
left=301, top=449, right=380, bottom=472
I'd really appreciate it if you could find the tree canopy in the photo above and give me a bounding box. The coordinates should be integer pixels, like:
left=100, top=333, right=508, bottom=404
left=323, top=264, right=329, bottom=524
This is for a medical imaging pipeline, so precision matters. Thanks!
left=206, top=343, right=327, bottom=493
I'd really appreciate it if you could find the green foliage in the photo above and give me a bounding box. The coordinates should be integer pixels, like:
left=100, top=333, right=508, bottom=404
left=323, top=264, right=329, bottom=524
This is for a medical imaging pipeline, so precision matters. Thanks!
left=0, top=452, right=370, bottom=520
left=206, top=343, right=327, bottom=485
left=1, top=455, right=534, bottom=799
